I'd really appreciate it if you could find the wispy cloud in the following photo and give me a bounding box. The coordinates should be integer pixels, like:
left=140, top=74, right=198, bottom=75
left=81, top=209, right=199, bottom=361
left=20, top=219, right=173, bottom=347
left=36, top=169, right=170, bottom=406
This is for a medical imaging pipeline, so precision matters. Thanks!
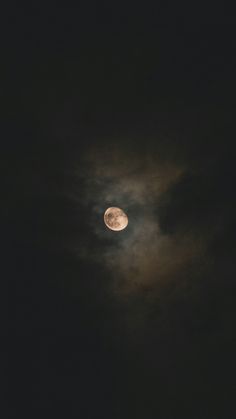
left=72, top=140, right=210, bottom=297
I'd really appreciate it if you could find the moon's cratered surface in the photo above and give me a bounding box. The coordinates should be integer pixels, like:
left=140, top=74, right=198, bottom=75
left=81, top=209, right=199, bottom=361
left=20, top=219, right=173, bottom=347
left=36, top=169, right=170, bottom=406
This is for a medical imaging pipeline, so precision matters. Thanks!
left=104, top=207, right=128, bottom=231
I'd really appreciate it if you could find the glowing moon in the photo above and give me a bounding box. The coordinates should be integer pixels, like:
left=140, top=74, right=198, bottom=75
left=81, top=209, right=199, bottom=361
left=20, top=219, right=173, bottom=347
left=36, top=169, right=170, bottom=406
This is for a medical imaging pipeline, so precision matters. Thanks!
left=104, top=207, right=128, bottom=231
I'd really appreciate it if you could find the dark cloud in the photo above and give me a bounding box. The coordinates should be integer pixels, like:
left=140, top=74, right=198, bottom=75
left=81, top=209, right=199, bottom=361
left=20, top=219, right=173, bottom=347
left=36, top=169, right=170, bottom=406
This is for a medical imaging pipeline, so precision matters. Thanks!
left=64, top=131, right=236, bottom=419
left=5, top=10, right=236, bottom=418
left=71, top=139, right=220, bottom=300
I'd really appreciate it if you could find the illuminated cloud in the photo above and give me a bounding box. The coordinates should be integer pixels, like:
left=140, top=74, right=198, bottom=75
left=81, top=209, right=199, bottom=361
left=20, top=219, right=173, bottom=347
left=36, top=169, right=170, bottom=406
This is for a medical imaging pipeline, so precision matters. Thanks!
left=73, top=140, right=209, bottom=296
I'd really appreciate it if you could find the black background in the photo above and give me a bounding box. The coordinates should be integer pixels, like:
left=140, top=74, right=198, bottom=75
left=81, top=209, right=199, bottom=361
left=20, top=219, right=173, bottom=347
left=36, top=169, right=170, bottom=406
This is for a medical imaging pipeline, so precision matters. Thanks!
left=4, top=3, right=236, bottom=418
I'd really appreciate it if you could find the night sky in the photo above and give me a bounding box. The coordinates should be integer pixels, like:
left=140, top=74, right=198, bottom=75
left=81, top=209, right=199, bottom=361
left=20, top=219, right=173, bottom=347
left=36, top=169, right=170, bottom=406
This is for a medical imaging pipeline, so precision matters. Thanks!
left=4, top=4, right=236, bottom=419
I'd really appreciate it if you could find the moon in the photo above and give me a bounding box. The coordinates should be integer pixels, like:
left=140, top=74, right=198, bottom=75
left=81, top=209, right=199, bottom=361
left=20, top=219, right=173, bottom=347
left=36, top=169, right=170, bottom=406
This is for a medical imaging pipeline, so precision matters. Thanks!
left=104, top=207, right=128, bottom=231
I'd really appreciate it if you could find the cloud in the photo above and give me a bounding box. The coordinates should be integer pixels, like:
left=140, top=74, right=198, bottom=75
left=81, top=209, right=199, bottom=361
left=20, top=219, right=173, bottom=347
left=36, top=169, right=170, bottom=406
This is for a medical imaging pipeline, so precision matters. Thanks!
left=72, top=139, right=211, bottom=297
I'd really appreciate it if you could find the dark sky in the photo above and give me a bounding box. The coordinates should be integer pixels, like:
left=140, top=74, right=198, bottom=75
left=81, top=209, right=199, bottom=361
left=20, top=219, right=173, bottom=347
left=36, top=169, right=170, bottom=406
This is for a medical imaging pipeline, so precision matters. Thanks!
left=4, top=4, right=236, bottom=419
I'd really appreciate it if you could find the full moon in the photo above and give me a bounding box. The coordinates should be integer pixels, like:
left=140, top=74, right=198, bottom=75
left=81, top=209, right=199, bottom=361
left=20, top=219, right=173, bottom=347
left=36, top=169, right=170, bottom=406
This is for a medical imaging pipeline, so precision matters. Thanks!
left=104, top=207, right=128, bottom=231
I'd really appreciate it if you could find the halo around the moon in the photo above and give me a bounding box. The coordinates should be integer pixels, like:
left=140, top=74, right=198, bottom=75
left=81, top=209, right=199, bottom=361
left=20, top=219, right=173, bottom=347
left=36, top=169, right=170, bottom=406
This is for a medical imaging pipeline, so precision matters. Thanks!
left=104, top=207, right=128, bottom=231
